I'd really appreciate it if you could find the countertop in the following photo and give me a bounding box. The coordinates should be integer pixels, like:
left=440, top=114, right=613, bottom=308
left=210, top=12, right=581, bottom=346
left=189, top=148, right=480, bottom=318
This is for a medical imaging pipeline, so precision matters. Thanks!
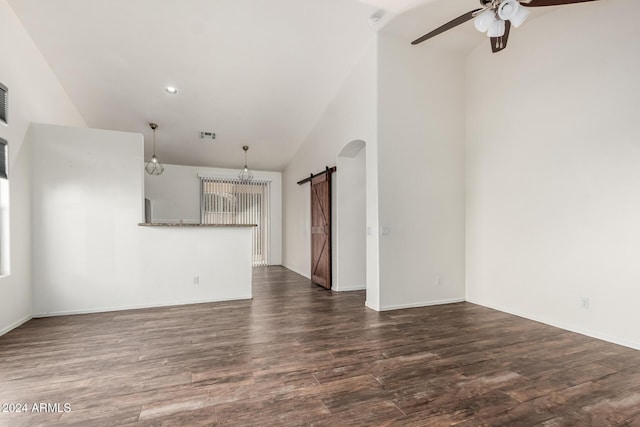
left=138, top=223, right=257, bottom=227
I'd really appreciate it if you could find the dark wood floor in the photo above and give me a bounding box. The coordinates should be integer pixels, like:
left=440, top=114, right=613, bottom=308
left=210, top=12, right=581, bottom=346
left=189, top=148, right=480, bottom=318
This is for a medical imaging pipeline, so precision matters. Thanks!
left=1, top=267, right=640, bottom=426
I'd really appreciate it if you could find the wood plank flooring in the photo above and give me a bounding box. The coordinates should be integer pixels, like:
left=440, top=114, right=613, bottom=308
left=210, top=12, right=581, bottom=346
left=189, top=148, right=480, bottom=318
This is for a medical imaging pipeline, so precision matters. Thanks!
left=1, top=266, right=640, bottom=426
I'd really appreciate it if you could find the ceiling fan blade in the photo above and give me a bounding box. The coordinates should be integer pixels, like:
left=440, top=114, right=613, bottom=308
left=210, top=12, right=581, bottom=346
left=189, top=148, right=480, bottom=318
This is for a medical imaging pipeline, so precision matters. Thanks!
left=520, top=0, right=598, bottom=7
left=490, top=20, right=511, bottom=53
left=412, top=9, right=482, bottom=45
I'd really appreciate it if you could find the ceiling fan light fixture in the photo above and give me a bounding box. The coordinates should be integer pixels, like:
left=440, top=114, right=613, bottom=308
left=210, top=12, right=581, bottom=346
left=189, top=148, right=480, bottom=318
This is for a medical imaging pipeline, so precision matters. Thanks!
left=509, top=6, right=530, bottom=28
left=474, top=9, right=496, bottom=33
left=487, top=19, right=506, bottom=38
left=498, top=0, right=519, bottom=21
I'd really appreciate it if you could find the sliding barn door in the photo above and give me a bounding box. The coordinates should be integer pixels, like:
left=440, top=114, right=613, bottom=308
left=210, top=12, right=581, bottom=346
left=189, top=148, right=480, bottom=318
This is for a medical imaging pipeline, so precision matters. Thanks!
left=311, top=170, right=331, bottom=289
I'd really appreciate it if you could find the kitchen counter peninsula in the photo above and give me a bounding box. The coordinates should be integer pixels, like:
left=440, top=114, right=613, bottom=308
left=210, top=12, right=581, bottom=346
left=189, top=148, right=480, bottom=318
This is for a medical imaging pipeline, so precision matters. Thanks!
left=138, top=223, right=257, bottom=227
left=136, top=222, right=254, bottom=303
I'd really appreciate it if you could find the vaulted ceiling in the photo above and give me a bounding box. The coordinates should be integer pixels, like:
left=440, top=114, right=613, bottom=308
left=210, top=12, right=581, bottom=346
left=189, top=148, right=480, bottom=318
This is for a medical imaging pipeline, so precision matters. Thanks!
left=8, top=0, right=518, bottom=171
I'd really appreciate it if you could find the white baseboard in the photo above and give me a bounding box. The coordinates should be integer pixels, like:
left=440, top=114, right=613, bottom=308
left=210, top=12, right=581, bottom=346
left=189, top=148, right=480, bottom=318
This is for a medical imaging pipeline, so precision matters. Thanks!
left=466, top=298, right=640, bottom=351
left=282, top=264, right=310, bottom=280
left=379, top=298, right=465, bottom=312
left=0, top=315, right=33, bottom=337
left=34, top=295, right=253, bottom=318
left=336, top=287, right=366, bottom=292
left=365, top=300, right=380, bottom=311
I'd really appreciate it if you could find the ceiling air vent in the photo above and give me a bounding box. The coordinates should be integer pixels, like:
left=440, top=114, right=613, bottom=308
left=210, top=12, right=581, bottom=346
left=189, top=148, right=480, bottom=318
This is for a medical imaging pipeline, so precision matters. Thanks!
left=200, top=131, right=216, bottom=140
left=0, top=82, right=7, bottom=126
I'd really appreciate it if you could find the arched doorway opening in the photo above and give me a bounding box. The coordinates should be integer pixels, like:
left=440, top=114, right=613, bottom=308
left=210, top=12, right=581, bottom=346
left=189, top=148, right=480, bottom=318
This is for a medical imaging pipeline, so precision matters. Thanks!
left=333, top=140, right=366, bottom=292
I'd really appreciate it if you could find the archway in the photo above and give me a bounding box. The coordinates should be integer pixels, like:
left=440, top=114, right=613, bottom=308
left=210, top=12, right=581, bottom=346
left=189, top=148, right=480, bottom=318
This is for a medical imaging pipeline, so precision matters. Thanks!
left=333, top=140, right=366, bottom=292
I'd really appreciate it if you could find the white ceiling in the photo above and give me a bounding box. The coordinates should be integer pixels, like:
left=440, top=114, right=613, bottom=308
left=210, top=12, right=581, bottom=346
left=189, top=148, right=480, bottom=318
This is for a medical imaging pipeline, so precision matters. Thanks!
left=384, top=0, right=492, bottom=51
left=7, top=0, right=546, bottom=171
left=356, top=0, right=438, bottom=14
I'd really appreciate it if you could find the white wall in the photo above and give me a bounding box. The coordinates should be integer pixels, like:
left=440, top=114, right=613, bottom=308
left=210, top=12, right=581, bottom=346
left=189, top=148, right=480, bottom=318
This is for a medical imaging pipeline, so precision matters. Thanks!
left=144, top=163, right=282, bottom=265
left=0, top=0, right=85, bottom=335
left=31, top=124, right=252, bottom=316
left=376, top=33, right=466, bottom=310
left=465, top=0, right=640, bottom=349
left=282, top=41, right=380, bottom=308
left=335, top=142, right=366, bottom=291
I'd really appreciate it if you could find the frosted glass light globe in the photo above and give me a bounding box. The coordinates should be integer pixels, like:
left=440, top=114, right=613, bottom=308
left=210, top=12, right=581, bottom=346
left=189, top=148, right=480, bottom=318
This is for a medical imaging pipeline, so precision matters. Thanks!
left=474, top=9, right=496, bottom=33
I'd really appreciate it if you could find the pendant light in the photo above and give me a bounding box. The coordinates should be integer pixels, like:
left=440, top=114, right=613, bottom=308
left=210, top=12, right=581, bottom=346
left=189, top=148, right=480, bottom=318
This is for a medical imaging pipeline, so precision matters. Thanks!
left=145, top=122, right=164, bottom=176
left=238, top=145, right=253, bottom=182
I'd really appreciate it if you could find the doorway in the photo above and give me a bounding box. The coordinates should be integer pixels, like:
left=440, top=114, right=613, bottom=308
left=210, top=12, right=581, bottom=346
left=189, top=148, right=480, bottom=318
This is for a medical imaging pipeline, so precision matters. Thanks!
left=334, top=140, right=366, bottom=292
left=310, top=170, right=332, bottom=289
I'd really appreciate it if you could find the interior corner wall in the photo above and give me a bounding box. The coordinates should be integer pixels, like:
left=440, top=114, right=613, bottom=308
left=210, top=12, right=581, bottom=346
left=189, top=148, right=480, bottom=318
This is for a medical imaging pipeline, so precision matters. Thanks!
left=144, top=163, right=283, bottom=265
left=376, top=33, right=466, bottom=311
left=0, top=0, right=85, bottom=336
left=281, top=40, right=380, bottom=308
left=465, top=0, right=640, bottom=349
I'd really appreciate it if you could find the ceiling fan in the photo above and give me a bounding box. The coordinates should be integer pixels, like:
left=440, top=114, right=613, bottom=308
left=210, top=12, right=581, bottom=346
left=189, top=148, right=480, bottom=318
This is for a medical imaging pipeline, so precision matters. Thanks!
left=412, top=0, right=599, bottom=53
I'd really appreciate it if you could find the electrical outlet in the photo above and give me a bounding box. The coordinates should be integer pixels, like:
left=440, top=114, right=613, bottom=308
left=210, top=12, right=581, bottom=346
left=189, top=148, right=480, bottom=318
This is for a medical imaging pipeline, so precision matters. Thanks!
left=580, top=297, right=590, bottom=309
left=193, top=276, right=200, bottom=285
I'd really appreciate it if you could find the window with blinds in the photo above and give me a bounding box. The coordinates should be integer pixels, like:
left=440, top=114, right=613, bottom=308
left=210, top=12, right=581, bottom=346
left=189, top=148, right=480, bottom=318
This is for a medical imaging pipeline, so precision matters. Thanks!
left=0, top=138, right=7, bottom=179
left=0, top=138, right=7, bottom=275
left=200, top=177, right=271, bottom=267
left=0, top=82, right=7, bottom=125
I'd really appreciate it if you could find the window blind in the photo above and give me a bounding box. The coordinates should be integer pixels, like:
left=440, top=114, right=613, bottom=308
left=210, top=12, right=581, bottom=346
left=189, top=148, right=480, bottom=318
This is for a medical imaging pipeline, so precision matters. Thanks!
left=200, top=177, right=271, bottom=267
left=0, top=138, right=7, bottom=180
left=0, top=82, right=7, bottom=125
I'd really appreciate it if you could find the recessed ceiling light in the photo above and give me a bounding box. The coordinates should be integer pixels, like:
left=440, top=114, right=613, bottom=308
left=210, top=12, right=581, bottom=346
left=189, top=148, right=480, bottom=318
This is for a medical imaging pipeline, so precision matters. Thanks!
left=165, top=86, right=178, bottom=95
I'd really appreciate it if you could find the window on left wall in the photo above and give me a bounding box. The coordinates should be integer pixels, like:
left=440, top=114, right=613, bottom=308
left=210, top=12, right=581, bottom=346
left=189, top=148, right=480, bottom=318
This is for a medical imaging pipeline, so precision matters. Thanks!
left=0, top=82, right=7, bottom=126
left=0, top=138, right=8, bottom=276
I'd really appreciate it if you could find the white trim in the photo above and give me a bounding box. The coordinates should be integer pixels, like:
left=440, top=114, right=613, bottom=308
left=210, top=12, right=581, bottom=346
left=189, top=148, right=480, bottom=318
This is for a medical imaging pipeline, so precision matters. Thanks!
left=379, top=298, right=465, bottom=312
left=365, top=300, right=380, bottom=311
left=466, top=298, right=640, bottom=351
left=0, top=315, right=32, bottom=336
left=33, top=296, right=252, bottom=318
left=334, top=286, right=366, bottom=292
left=282, top=264, right=310, bottom=280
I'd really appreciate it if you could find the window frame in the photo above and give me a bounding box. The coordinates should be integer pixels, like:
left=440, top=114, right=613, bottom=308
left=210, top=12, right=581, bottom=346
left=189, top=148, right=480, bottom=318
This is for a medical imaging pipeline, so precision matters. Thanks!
left=0, top=137, right=8, bottom=276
